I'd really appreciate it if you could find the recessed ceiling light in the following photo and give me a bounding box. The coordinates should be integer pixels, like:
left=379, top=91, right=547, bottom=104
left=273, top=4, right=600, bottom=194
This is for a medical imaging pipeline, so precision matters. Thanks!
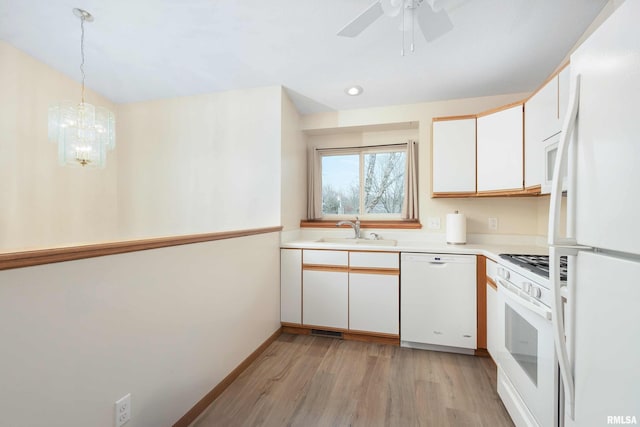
left=345, top=85, right=363, bottom=96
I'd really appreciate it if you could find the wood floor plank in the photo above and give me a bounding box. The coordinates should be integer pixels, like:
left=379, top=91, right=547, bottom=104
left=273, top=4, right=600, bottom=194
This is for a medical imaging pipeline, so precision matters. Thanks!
left=192, top=335, right=514, bottom=427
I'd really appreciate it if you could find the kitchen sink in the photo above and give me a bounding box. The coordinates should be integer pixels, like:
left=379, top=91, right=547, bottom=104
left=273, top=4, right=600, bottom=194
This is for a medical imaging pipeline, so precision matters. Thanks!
left=315, top=237, right=397, bottom=246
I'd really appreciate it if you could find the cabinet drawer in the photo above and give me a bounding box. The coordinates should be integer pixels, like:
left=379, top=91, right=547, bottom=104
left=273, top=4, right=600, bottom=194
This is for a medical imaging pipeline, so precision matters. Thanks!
left=303, top=249, right=348, bottom=266
left=349, top=251, right=399, bottom=269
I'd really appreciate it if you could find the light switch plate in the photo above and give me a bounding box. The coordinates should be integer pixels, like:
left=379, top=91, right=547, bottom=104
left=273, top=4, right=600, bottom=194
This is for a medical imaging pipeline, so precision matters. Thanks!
left=488, top=217, right=498, bottom=231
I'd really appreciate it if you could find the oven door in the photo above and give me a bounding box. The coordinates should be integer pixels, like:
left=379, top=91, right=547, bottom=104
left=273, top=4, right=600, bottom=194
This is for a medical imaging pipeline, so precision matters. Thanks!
left=496, top=278, right=558, bottom=427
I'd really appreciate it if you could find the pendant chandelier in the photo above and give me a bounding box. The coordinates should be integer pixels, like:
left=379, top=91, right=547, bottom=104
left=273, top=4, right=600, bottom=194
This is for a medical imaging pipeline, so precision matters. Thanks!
left=48, top=8, right=115, bottom=168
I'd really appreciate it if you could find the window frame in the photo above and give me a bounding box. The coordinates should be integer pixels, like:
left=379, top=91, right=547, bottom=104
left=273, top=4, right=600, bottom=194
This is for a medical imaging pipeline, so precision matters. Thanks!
left=318, top=144, right=407, bottom=220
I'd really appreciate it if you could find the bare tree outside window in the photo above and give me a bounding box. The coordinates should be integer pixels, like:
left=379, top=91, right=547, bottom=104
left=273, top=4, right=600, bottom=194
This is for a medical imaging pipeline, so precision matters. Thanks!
left=364, top=151, right=405, bottom=214
left=321, top=148, right=406, bottom=217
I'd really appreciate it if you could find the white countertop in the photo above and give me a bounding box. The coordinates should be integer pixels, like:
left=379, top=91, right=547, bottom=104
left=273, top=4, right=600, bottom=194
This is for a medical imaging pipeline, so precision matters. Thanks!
left=280, top=239, right=548, bottom=263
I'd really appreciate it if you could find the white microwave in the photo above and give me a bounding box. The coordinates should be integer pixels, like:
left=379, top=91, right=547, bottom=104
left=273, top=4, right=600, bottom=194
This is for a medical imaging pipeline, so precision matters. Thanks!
left=541, top=131, right=567, bottom=195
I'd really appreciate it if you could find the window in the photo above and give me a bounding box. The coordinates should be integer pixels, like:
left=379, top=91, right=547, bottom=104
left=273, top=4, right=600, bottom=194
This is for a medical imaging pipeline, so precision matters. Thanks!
left=320, top=146, right=406, bottom=218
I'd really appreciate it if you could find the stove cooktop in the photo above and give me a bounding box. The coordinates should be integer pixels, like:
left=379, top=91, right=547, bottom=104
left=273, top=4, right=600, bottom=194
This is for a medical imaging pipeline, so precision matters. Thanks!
left=499, top=254, right=567, bottom=282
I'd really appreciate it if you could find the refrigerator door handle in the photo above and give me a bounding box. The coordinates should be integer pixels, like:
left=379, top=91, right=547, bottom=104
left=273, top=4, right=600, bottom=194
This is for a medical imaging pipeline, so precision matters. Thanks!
left=550, top=246, right=579, bottom=420
left=548, top=74, right=581, bottom=246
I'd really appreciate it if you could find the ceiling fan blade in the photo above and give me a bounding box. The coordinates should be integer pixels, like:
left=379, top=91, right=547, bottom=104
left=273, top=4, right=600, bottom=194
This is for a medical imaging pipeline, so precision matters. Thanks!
left=337, top=1, right=385, bottom=37
left=416, top=4, right=453, bottom=42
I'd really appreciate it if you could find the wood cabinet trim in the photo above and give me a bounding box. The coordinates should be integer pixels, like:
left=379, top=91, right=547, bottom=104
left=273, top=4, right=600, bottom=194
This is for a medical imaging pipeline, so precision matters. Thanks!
left=344, top=329, right=399, bottom=339
left=476, top=101, right=524, bottom=118
left=487, top=277, right=498, bottom=290
left=432, top=191, right=478, bottom=198
left=475, top=188, right=536, bottom=197
left=302, top=264, right=350, bottom=273
left=0, top=226, right=283, bottom=271
left=523, top=185, right=542, bottom=195
left=523, top=61, right=571, bottom=103
left=432, top=114, right=477, bottom=122
left=283, top=324, right=400, bottom=346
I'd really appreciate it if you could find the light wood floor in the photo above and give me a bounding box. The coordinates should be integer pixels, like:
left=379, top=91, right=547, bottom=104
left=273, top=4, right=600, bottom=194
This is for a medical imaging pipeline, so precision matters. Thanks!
left=193, top=334, right=514, bottom=427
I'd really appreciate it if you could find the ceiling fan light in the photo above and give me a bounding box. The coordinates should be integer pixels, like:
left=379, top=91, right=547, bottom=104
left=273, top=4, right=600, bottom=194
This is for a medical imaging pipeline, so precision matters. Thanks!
left=345, top=85, right=364, bottom=96
left=381, top=0, right=404, bottom=17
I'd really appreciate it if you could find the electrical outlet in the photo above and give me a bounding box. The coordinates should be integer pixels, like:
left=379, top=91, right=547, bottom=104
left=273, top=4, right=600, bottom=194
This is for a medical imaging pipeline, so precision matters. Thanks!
left=488, top=217, right=498, bottom=231
left=427, top=217, right=441, bottom=230
left=115, top=394, right=131, bottom=427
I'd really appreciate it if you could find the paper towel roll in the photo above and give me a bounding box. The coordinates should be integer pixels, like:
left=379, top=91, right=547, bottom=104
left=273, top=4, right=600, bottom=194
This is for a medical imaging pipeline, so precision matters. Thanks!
left=446, top=211, right=467, bottom=244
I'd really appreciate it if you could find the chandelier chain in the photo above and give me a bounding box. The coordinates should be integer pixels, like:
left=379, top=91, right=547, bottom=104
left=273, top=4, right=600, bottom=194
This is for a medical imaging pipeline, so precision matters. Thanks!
left=80, top=14, right=86, bottom=104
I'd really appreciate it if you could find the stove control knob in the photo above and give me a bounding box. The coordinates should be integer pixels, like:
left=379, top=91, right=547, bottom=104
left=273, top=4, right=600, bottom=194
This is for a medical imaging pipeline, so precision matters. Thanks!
left=498, top=268, right=510, bottom=280
left=531, top=287, right=542, bottom=299
left=523, top=282, right=532, bottom=293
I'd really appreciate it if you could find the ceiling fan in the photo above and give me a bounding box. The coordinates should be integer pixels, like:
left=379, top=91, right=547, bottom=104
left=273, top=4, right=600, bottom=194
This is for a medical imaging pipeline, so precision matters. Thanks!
left=337, top=0, right=456, bottom=53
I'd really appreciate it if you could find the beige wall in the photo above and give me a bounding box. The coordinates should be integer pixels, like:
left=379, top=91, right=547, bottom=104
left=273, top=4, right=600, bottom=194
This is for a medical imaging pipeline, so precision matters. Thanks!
left=116, top=86, right=282, bottom=240
left=1, top=40, right=285, bottom=249
left=1, top=42, right=285, bottom=427
left=280, top=89, right=307, bottom=231
left=0, top=41, right=118, bottom=251
left=302, top=94, right=541, bottom=236
left=0, top=232, right=281, bottom=427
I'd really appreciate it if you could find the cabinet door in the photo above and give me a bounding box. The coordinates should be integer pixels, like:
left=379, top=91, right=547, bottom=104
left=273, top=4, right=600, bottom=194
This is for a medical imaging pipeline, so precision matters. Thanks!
left=525, top=77, right=558, bottom=188
left=349, top=272, right=399, bottom=335
left=281, top=249, right=302, bottom=324
left=303, top=270, right=348, bottom=329
left=477, top=105, right=524, bottom=192
left=432, top=118, right=476, bottom=194
left=558, top=66, right=570, bottom=127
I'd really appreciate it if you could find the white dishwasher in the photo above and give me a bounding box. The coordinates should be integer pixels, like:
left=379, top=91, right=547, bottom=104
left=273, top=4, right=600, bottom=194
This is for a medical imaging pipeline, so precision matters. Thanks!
left=400, top=253, right=477, bottom=354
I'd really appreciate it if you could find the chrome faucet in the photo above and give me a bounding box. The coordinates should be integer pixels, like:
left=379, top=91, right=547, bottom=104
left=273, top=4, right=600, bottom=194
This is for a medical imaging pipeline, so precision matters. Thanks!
left=336, top=216, right=361, bottom=239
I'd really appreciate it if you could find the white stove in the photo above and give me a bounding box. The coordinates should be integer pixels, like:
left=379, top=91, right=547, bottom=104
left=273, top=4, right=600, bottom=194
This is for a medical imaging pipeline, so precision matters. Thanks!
left=493, top=254, right=560, bottom=427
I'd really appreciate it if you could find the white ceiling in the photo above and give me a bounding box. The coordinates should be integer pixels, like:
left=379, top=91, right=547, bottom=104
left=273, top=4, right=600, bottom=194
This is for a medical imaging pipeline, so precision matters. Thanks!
left=0, top=0, right=607, bottom=114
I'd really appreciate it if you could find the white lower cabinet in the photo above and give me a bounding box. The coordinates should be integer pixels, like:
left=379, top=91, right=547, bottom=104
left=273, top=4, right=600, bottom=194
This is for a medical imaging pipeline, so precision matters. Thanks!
left=285, top=249, right=399, bottom=335
left=302, top=269, right=349, bottom=329
left=280, top=249, right=302, bottom=324
left=349, top=272, right=399, bottom=334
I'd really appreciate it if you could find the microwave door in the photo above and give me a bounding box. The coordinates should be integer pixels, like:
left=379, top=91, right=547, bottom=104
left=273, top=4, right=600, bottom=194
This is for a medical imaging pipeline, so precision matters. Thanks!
left=541, top=135, right=566, bottom=195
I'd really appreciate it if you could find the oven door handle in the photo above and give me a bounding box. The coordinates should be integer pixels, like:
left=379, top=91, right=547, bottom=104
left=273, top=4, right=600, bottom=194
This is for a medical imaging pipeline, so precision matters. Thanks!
left=497, top=278, right=552, bottom=321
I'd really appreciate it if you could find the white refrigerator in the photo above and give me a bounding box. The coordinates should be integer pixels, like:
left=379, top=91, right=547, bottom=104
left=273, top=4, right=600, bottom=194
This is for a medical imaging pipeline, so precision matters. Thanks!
left=548, top=1, right=640, bottom=426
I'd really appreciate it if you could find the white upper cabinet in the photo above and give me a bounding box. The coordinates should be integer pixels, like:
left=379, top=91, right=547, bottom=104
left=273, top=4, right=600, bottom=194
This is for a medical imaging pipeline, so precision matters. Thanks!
left=524, top=64, right=571, bottom=190
left=558, top=66, right=570, bottom=126
left=477, top=105, right=524, bottom=193
left=525, top=77, right=558, bottom=188
left=432, top=117, right=476, bottom=194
